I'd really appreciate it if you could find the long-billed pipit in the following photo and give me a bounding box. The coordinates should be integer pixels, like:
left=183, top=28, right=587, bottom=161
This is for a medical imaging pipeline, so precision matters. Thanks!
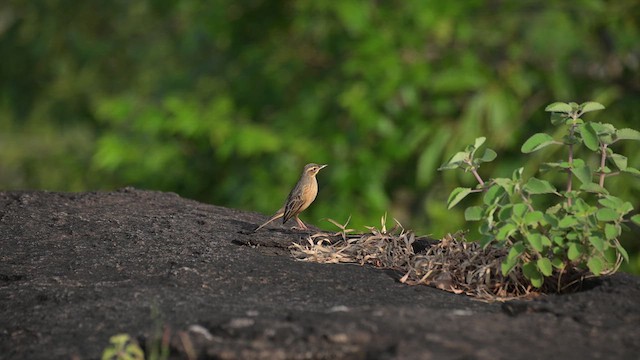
left=254, top=163, right=327, bottom=232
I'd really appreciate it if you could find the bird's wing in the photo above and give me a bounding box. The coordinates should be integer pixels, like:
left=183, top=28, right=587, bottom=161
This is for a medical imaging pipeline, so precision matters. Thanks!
left=283, top=184, right=307, bottom=223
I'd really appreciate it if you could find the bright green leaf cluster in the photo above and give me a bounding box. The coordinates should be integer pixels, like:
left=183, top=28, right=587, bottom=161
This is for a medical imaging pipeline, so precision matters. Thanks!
left=440, top=102, right=640, bottom=288
left=101, top=334, right=144, bottom=360
left=438, top=137, right=497, bottom=172
left=439, top=136, right=497, bottom=209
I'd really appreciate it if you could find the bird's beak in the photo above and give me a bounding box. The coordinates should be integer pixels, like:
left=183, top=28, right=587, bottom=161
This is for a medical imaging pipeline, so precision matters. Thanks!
left=319, top=164, right=328, bottom=170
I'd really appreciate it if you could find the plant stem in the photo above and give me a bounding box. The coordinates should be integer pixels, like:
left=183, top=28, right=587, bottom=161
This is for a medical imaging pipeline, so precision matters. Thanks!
left=520, top=193, right=535, bottom=212
left=464, top=158, right=486, bottom=187
left=566, top=123, right=576, bottom=206
left=599, top=143, right=608, bottom=188
left=471, top=168, right=485, bottom=187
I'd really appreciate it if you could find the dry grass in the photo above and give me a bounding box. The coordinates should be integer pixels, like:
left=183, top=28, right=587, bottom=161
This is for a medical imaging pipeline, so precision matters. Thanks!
left=401, top=232, right=533, bottom=300
left=290, top=216, right=589, bottom=301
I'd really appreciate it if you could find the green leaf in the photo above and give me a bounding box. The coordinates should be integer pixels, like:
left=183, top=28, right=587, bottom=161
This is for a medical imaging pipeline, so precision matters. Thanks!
left=558, top=216, right=578, bottom=228
left=622, top=167, right=640, bottom=178
left=598, top=163, right=612, bottom=173
left=589, top=122, right=605, bottom=133
left=616, top=242, right=629, bottom=262
left=604, top=223, right=620, bottom=240
left=437, top=162, right=461, bottom=171
left=496, top=223, right=517, bottom=241
left=447, top=187, right=473, bottom=209
left=572, top=198, right=593, bottom=215
left=512, top=203, right=528, bottom=219
left=498, top=205, right=513, bottom=222
left=501, top=258, right=517, bottom=276
left=546, top=203, right=562, bottom=214
left=571, top=164, right=592, bottom=185
left=542, top=161, right=571, bottom=170
left=480, top=235, right=494, bottom=248
left=579, top=183, right=609, bottom=194
left=483, top=208, right=497, bottom=231
left=464, top=206, right=484, bottom=221
left=631, top=214, right=640, bottom=226
left=580, top=102, right=605, bottom=113
left=537, top=258, right=553, bottom=276
left=102, top=349, right=117, bottom=360
left=620, top=201, right=634, bottom=215
left=510, top=242, right=525, bottom=257
left=479, top=221, right=491, bottom=235
left=545, top=215, right=560, bottom=229
left=596, top=208, right=619, bottom=222
left=591, top=122, right=616, bottom=135
left=588, top=236, right=604, bottom=252
left=512, top=167, right=524, bottom=181
left=449, top=151, right=470, bottom=163
left=604, top=248, right=617, bottom=264
left=615, top=128, right=640, bottom=141
left=522, top=262, right=544, bottom=288
left=526, top=233, right=544, bottom=252
left=600, top=135, right=615, bottom=145
left=483, top=184, right=506, bottom=205
left=479, top=148, right=497, bottom=163
left=550, top=112, right=567, bottom=126
left=473, top=137, right=487, bottom=149
left=563, top=132, right=580, bottom=145
left=110, top=334, right=131, bottom=345
left=545, top=102, right=573, bottom=113
left=573, top=158, right=586, bottom=167
left=438, top=151, right=469, bottom=170
left=492, top=178, right=515, bottom=197
left=592, top=122, right=617, bottom=144
left=551, top=257, right=565, bottom=269
left=578, top=123, right=599, bottom=151
left=521, top=133, right=557, bottom=153
left=127, top=344, right=145, bottom=359
left=524, top=177, right=557, bottom=194
left=598, top=195, right=624, bottom=209
left=501, top=243, right=524, bottom=275
left=568, top=243, right=583, bottom=260
left=524, top=211, right=544, bottom=225
left=609, top=153, right=627, bottom=171
left=587, top=257, right=603, bottom=276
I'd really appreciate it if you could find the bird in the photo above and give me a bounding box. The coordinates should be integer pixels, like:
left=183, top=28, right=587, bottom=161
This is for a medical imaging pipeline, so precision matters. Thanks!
left=254, top=163, right=327, bottom=232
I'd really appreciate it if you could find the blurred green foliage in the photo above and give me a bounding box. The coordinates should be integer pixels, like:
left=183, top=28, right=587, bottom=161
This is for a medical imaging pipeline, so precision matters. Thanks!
left=1, top=1, right=638, bottom=271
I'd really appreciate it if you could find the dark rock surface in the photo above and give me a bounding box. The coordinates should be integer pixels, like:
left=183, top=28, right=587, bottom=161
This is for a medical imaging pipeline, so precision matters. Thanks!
left=1, top=189, right=639, bottom=359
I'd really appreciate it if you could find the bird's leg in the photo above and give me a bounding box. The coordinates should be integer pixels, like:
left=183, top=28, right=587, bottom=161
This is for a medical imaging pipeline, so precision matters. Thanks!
left=254, top=211, right=284, bottom=232
left=293, top=216, right=308, bottom=230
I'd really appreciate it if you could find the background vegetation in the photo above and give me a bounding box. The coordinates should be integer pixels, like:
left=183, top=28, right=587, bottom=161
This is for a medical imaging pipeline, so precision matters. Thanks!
left=1, top=1, right=638, bottom=272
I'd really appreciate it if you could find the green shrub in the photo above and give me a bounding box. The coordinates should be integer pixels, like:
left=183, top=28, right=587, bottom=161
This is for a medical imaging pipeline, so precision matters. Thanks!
left=439, top=102, right=640, bottom=288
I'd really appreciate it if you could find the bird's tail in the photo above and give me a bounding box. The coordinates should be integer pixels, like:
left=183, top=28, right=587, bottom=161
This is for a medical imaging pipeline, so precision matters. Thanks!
left=253, top=210, right=284, bottom=232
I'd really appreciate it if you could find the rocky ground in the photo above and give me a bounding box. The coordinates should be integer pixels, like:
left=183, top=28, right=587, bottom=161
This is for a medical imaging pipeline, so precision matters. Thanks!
left=1, top=188, right=639, bottom=359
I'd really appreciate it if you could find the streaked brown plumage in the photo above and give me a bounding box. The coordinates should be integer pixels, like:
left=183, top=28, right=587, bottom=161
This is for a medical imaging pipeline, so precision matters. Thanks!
left=254, top=163, right=327, bottom=232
